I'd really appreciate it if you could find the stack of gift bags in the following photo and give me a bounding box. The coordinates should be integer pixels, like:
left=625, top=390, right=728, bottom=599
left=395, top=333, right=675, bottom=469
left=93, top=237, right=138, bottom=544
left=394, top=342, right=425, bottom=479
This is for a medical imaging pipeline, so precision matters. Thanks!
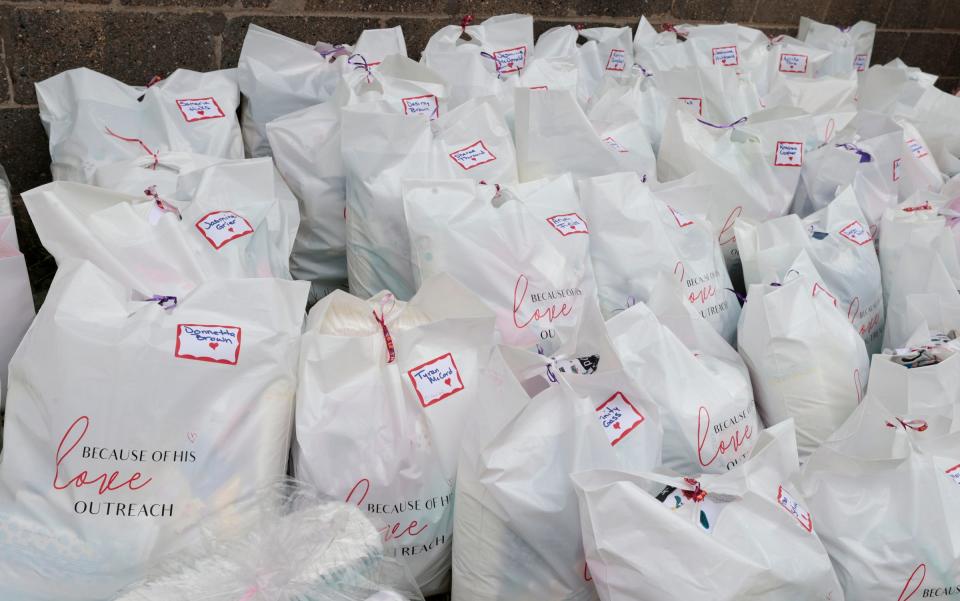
left=1, top=12, right=960, bottom=601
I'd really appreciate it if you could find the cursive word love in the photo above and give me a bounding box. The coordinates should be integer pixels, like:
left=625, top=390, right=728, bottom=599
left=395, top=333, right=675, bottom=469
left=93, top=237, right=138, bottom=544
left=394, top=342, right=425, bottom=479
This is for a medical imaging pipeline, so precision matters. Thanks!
left=898, top=564, right=926, bottom=601
left=512, top=274, right=575, bottom=330
left=53, top=416, right=153, bottom=495
left=346, top=478, right=429, bottom=543
left=688, top=285, right=717, bottom=305
left=697, top=405, right=753, bottom=468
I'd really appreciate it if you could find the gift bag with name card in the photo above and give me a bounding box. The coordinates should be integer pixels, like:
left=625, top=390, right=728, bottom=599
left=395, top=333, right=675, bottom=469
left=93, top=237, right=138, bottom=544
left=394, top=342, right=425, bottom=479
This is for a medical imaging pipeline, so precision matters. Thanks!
left=797, top=18, right=875, bottom=78
left=578, top=171, right=739, bottom=342
left=238, top=24, right=407, bottom=157
left=37, top=68, right=242, bottom=184
left=801, top=393, right=960, bottom=600
left=23, top=159, right=294, bottom=298
left=267, top=55, right=449, bottom=304
left=572, top=421, right=843, bottom=601
left=738, top=263, right=869, bottom=461
left=0, top=260, right=308, bottom=601
left=452, top=315, right=662, bottom=601
left=736, top=186, right=885, bottom=353
left=294, top=274, right=495, bottom=596
left=607, top=288, right=758, bottom=475
left=403, top=173, right=596, bottom=356
left=0, top=215, right=35, bottom=408
left=342, top=97, right=517, bottom=301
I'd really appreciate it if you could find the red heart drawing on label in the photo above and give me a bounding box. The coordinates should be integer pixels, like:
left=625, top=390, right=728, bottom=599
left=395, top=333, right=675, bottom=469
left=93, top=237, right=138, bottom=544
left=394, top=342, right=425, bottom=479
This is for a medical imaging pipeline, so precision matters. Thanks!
left=209, top=342, right=219, bottom=350
left=187, top=432, right=198, bottom=443
left=613, top=422, right=621, bottom=430
left=444, top=377, right=451, bottom=386
left=227, top=227, right=234, bottom=232
left=197, top=110, right=205, bottom=116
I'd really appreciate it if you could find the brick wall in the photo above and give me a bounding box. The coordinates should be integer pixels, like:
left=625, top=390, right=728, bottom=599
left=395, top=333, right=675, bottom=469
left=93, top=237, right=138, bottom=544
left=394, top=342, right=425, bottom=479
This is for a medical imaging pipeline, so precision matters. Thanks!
left=4, top=0, right=960, bottom=305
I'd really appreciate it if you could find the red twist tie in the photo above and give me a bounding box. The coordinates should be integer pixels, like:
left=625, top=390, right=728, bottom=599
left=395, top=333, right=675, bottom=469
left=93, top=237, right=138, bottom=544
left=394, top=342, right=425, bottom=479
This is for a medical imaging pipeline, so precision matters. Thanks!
left=681, top=478, right=707, bottom=503
left=576, top=23, right=585, bottom=31
left=145, top=74, right=164, bottom=88
left=104, top=127, right=159, bottom=170
left=886, top=417, right=929, bottom=432
left=372, top=294, right=397, bottom=364
left=144, top=185, right=182, bottom=221
left=460, top=14, right=474, bottom=32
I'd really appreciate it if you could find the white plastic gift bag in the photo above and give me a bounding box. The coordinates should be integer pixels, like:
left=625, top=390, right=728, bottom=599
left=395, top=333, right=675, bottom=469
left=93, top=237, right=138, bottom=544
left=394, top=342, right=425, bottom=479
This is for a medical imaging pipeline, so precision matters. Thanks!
left=607, top=293, right=757, bottom=474
left=738, top=263, right=869, bottom=461
left=792, top=112, right=903, bottom=224
left=658, top=106, right=814, bottom=266
left=24, top=161, right=294, bottom=298
left=737, top=186, right=885, bottom=353
left=868, top=335, right=960, bottom=422
left=0, top=260, right=308, bottom=600
left=0, top=216, right=35, bottom=407
left=404, top=174, right=596, bottom=355
left=514, top=88, right=656, bottom=183
left=577, top=27, right=633, bottom=82
left=586, top=73, right=665, bottom=153
left=37, top=68, right=242, bottom=184
left=294, top=274, right=495, bottom=596
left=632, top=16, right=688, bottom=76
left=238, top=24, right=407, bottom=157
left=267, top=55, right=450, bottom=304
left=452, top=319, right=662, bottom=601
left=801, top=393, right=960, bottom=600
left=577, top=171, right=738, bottom=341
left=797, top=18, right=876, bottom=77
left=896, top=118, right=945, bottom=199
left=572, top=420, right=843, bottom=601
left=882, top=247, right=960, bottom=351
left=342, top=97, right=517, bottom=300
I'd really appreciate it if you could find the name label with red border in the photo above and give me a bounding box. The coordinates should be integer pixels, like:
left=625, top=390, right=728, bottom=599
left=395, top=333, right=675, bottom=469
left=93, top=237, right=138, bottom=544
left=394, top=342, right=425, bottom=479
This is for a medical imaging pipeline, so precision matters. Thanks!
left=779, top=53, right=808, bottom=73
left=176, top=97, right=226, bottom=123
left=546, top=213, right=589, bottom=236
left=774, top=141, right=803, bottom=167
left=492, top=46, right=527, bottom=74
left=596, top=391, right=645, bottom=446
left=449, top=140, right=497, bottom=170
left=678, top=97, right=703, bottom=116
left=894, top=157, right=902, bottom=181
left=854, top=53, right=868, bottom=72
left=777, top=486, right=813, bottom=532
left=195, top=211, right=254, bottom=250
left=839, top=220, right=872, bottom=246
left=602, top=136, right=629, bottom=153
left=712, top=45, right=739, bottom=66
left=407, top=352, right=464, bottom=408
left=605, top=48, right=627, bottom=72
left=175, top=324, right=241, bottom=365
left=906, top=138, right=929, bottom=159
left=947, top=464, right=960, bottom=487
left=670, top=206, right=694, bottom=227
left=402, top=94, right=439, bottom=120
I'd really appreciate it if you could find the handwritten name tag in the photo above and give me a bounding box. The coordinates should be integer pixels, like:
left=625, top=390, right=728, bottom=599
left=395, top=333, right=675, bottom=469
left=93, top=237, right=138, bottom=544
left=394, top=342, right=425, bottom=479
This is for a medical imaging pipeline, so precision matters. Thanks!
left=777, top=486, right=813, bottom=532
left=894, top=157, right=902, bottom=181
left=175, top=324, right=242, bottom=365
left=546, top=213, right=589, bottom=236
left=602, top=136, right=629, bottom=153
left=947, top=464, right=960, bottom=487
left=712, top=45, right=739, bottom=66
left=595, top=391, right=645, bottom=446
left=774, top=141, right=803, bottom=167
left=176, top=97, right=226, bottom=123
left=779, top=53, right=808, bottom=73
left=812, top=282, right=838, bottom=306
left=402, top=94, right=439, bottom=120
left=195, top=211, right=254, bottom=250
left=492, top=46, right=527, bottom=74
left=407, top=353, right=464, bottom=408
left=906, top=138, right=929, bottom=159
left=449, top=140, right=497, bottom=170
left=605, top=48, right=627, bottom=72
left=854, top=53, right=868, bottom=72
left=678, top=96, right=703, bottom=116
left=839, top=220, right=872, bottom=246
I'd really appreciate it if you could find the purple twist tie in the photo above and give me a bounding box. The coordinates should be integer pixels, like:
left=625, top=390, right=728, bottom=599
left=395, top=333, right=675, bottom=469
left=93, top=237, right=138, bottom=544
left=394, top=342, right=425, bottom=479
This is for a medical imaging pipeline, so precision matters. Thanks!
left=835, top=143, right=873, bottom=163
left=315, top=42, right=350, bottom=59
left=347, top=53, right=374, bottom=82
left=697, top=116, right=747, bottom=129
left=148, top=295, right=177, bottom=310
left=725, top=288, right=747, bottom=305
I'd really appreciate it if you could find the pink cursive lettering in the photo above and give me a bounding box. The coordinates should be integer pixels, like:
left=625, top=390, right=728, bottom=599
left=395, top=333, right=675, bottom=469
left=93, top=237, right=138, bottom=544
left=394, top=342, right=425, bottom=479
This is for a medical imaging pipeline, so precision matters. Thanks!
left=53, top=416, right=153, bottom=495
left=897, top=564, right=926, bottom=601
left=345, top=478, right=429, bottom=543
left=718, top=206, right=743, bottom=246
left=697, top=406, right=753, bottom=468
left=512, top=274, right=574, bottom=329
